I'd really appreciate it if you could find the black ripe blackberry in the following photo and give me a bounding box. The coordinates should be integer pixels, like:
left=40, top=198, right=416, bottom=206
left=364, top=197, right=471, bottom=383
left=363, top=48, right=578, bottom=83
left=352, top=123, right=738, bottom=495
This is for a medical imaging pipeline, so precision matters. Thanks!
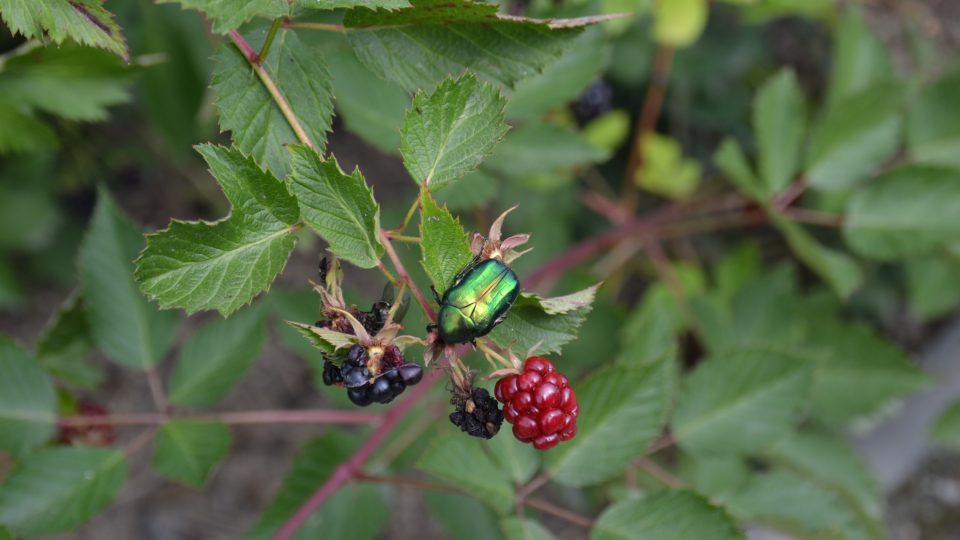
left=449, top=388, right=504, bottom=439
left=321, top=360, right=343, bottom=386
left=571, top=79, right=613, bottom=125
left=338, top=344, right=423, bottom=407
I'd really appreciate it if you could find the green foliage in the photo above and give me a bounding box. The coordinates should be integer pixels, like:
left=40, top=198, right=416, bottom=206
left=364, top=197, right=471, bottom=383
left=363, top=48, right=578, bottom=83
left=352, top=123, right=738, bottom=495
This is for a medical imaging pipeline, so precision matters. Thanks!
left=592, top=490, right=743, bottom=540
left=0, top=336, right=56, bottom=454
left=933, top=402, right=960, bottom=449
left=287, top=145, right=384, bottom=268
left=636, top=132, right=702, bottom=200
left=79, top=190, right=179, bottom=369
left=754, top=69, right=805, bottom=192
left=248, top=433, right=389, bottom=540
left=418, top=434, right=514, bottom=513
left=674, top=347, right=812, bottom=456
left=0, top=447, right=127, bottom=536
left=501, top=517, right=556, bottom=540
left=136, top=145, right=300, bottom=316
left=426, top=491, right=505, bottom=540
left=653, top=0, right=709, bottom=48
left=0, top=0, right=128, bottom=59
left=343, top=0, right=599, bottom=93
left=844, top=165, right=960, bottom=260
left=485, top=124, right=609, bottom=179
left=169, top=304, right=266, bottom=407
left=152, top=420, right=232, bottom=487
left=907, top=70, right=960, bottom=168
left=401, top=74, right=508, bottom=191
left=35, top=292, right=103, bottom=388
left=213, top=28, right=333, bottom=176
left=906, top=253, right=960, bottom=321
left=420, top=190, right=474, bottom=291
left=546, top=360, right=670, bottom=486
left=158, top=0, right=289, bottom=33
left=489, top=284, right=599, bottom=354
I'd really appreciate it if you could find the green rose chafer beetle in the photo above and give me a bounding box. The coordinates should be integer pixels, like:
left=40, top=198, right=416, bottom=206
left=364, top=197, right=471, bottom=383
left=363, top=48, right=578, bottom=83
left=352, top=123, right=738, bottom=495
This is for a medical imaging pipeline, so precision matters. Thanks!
left=429, top=206, right=530, bottom=346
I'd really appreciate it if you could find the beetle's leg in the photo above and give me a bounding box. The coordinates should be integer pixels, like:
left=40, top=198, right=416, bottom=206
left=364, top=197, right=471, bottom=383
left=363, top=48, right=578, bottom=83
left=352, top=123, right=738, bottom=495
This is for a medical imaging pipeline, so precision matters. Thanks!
left=430, top=285, right=442, bottom=304
left=426, top=322, right=438, bottom=334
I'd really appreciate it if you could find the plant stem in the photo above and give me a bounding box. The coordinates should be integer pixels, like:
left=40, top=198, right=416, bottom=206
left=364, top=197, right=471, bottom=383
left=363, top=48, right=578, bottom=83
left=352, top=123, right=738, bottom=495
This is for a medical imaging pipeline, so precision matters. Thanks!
left=525, top=498, right=595, bottom=529
left=622, top=45, right=675, bottom=212
left=58, top=409, right=382, bottom=427
left=386, top=233, right=422, bottom=243
left=515, top=472, right=552, bottom=517
left=144, top=366, right=170, bottom=414
left=379, top=229, right=437, bottom=322
left=376, top=259, right=399, bottom=285
left=391, top=197, right=422, bottom=234
left=636, top=458, right=686, bottom=489
left=285, top=21, right=347, bottom=33
left=228, top=30, right=317, bottom=150
left=258, top=18, right=284, bottom=64
left=272, top=368, right=444, bottom=540
left=782, top=207, right=844, bottom=227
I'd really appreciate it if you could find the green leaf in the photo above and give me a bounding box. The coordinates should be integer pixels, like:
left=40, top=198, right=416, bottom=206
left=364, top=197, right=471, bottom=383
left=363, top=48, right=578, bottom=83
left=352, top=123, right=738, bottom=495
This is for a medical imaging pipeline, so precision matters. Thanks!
left=907, top=70, right=960, bottom=168
left=488, top=429, right=540, bottom=485
left=674, top=347, right=812, bottom=456
left=287, top=145, right=384, bottom=268
left=713, top=137, right=765, bottom=200
left=721, top=470, right=868, bottom=540
left=0, top=44, right=131, bottom=122
left=401, top=74, right=508, bottom=191
left=501, top=517, right=556, bottom=540
left=506, top=28, right=610, bottom=121
left=592, top=490, right=743, bottom=540
left=654, top=0, right=709, bottom=48
left=213, top=28, right=333, bottom=176
left=326, top=41, right=408, bottom=154
left=169, top=305, right=266, bottom=407
left=489, top=284, right=599, bottom=355
left=426, top=491, right=505, bottom=540
left=0, top=336, right=56, bottom=454
left=36, top=292, right=103, bottom=389
left=753, top=69, right=806, bottom=192
left=906, top=253, right=960, bottom=321
left=636, top=133, right=702, bottom=200
left=419, top=191, right=474, bottom=292
left=0, top=0, right=128, bottom=59
left=436, top=170, right=498, bottom=211
left=618, top=285, right=683, bottom=367
left=546, top=361, right=671, bottom=486
left=344, top=0, right=601, bottom=93
left=296, top=0, right=411, bottom=10
left=417, top=434, right=514, bottom=513
left=805, top=83, right=903, bottom=191
left=79, top=189, right=179, bottom=369
left=152, top=420, right=232, bottom=488
left=825, top=7, right=892, bottom=107
left=485, top=124, right=609, bottom=178
left=0, top=102, right=56, bottom=154
left=771, top=215, right=862, bottom=300
left=933, top=401, right=960, bottom=450
left=844, top=165, right=960, bottom=260
left=0, top=447, right=127, bottom=536
left=582, top=110, right=631, bottom=153
left=248, top=434, right=389, bottom=540
left=136, top=145, right=300, bottom=316
left=766, top=430, right=884, bottom=532
left=805, top=319, right=928, bottom=427
left=157, top=0, right=289, bottom=33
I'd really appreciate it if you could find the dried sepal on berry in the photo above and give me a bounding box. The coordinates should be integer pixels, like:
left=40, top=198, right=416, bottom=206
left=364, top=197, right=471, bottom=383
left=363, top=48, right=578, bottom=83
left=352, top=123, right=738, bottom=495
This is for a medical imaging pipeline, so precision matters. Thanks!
left=470, top=206, right=532, bottom=264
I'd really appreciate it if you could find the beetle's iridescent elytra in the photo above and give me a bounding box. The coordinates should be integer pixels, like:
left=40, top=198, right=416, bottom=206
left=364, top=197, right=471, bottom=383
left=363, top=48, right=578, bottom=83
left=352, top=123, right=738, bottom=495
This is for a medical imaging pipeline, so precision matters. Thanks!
left=436, top=258, right=520, bottom=344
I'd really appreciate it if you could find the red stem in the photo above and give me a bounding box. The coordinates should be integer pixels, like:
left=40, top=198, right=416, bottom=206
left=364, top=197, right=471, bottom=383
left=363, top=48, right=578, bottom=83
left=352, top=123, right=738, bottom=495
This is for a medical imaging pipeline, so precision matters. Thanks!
left=271, top=367, right=443, bottom=540
left=228, top=30, right=259, bottom=63
left=379, top=229, right=437, bottom=322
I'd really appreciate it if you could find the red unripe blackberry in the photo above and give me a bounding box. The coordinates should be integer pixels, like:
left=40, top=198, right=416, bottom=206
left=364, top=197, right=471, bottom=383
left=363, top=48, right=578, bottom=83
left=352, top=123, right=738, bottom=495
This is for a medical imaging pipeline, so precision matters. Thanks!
left=494, top=356, right=579, bottom=451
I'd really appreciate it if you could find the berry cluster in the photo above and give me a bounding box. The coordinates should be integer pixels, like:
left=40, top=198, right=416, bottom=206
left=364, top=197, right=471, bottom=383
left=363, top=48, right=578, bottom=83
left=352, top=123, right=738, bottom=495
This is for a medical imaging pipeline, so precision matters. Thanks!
left=323, top=344, right=423, bottom=406
left=571, top=79, right=613, bottom=125
left=449, top=388, right=504, bottom=439
left=494, top=357, right=579, bottom=450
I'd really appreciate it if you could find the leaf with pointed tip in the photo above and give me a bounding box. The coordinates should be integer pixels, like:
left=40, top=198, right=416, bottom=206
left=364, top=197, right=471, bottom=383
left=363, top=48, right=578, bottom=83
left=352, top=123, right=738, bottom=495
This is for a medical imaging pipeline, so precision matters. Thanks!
left=546, top=360, right=671, bottom=486
left=489, top=284, right=599, bottom=354
left=754, top=69, right=806, bottom=192
left=771, top=214, right=862, bottom=300
left=501, top=518, right=555, bottom=540
left=136, top=145, right=300, bottom=316
left=286, top=321, right=356, bottom=352
left=287, top=145, right=384, bottom=268
left=0, top=0, right=128, bottom=59
left=344, top=0, right=606, bottom=93
left=417, top=434, right=514, bottom=513
left=0, top=447, right=127, bottom=536
left=592, top=490, right=743, bottom=540
left=169, top=305, right=266, bottom=407
left=79, top=190, right=179, bottom=369
left=152, top=420, right=232, bottom=488
left=36, top=292, right=103, bottom=389
left=420, top=191, right=474, bottom=292
left=213, top=28, right=333, bottom=176
left=0, top=102, right=57, bottom=154
left=157, top=0, right=289, bottom=33
left=0, top=337, right=56, bottom=455
left=401, top=74, right=508, bottom=191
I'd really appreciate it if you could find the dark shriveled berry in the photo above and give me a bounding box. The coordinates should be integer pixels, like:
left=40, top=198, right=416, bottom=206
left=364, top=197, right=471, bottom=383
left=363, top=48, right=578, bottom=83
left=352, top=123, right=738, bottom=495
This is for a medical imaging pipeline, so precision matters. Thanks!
left=449, top=388, right=504, bottom=439
left=571, top=79, right=613, bottom=125
left=322, top=360, right=343, bottom=386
